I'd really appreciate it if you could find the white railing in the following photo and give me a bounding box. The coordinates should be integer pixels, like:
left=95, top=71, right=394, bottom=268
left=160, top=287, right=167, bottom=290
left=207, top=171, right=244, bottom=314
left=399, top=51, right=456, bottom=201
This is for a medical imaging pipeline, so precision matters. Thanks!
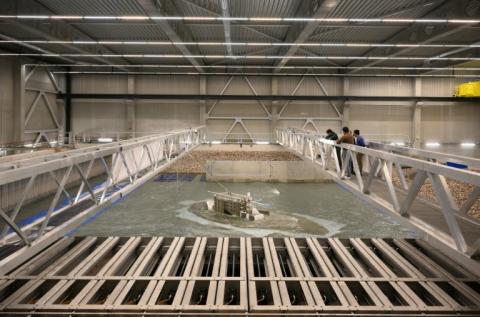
left=0, top=126, right=206, bottom=274
left=277, top=128, right=480, bottom=260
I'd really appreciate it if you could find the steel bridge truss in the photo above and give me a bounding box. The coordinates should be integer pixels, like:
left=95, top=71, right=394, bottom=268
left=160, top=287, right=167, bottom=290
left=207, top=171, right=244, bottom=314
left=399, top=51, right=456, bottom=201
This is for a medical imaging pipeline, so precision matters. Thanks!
left=277, top=128, right=480, bottom=262
left=0, top=127, right=205, bottom=273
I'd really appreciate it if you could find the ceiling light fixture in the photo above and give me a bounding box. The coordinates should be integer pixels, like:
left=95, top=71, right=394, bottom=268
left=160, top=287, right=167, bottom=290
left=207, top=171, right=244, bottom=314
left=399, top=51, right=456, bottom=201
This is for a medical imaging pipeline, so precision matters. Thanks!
left=1, top=39, right=478, bottom=49
left=0, top=15, right=479, bottom=24
left=2, top=53, right=478, bottom=61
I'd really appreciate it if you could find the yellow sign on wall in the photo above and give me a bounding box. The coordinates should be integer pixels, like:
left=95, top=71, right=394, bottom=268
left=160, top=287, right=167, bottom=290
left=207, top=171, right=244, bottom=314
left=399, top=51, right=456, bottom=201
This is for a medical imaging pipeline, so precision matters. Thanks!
left=453, top=81, right=480, bottom=97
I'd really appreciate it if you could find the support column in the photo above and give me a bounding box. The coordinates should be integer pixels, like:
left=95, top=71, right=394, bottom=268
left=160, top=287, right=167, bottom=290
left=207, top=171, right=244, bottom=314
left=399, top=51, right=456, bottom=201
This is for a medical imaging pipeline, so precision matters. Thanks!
left=127, top=75, right=136, bottom=138
left=412, top=103, right=422, bottom=148
left=270, top=77, right=278, bottom=142
left=341, top=78, right=350, bottom=128
left=64, top=71, right=72, bottom=137
left=199, top=75, right=207, bottom=125
left=412, top=78, right=422, bottom=148
left=13, top=62, right=26, bottom=143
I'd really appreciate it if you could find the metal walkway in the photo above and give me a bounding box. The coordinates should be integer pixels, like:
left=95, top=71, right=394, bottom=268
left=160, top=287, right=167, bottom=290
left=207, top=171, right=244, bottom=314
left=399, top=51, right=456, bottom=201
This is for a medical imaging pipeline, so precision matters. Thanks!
left=277, top=128, right=480, bottom=265
left=0, top=236, right=479, bottom=316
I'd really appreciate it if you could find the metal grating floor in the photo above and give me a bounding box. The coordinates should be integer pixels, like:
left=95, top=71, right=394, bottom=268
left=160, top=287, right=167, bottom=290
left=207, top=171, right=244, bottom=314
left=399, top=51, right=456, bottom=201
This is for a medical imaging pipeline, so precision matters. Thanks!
left=0, top=237, right=479, bottom=316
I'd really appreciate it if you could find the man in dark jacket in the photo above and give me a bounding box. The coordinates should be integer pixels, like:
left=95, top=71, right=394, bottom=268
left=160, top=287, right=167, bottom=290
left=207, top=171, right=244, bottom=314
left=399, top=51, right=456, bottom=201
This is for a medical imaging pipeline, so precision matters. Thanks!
left=325, top=129, right=342, bottom=169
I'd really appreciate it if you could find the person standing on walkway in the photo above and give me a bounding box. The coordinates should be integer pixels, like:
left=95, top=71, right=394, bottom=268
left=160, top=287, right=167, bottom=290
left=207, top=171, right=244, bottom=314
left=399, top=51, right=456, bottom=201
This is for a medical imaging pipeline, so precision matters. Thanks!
left=325, top=129, right=342, bottom=169
left=336, top=127, right=354, bottom=179
left=353, top=129, right=366, bottom=174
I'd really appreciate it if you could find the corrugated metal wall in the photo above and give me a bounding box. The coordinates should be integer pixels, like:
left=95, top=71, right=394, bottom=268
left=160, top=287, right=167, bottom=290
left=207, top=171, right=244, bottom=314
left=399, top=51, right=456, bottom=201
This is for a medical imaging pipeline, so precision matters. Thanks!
left=72, top=101, right=129, bottom=134
left=135, top=101, right=201, bottom=133
left=1, top=65, right=478, bottom=144
left=0, top=58, right=16, bottom=144
left=349, top=105, right=413, bottom=139
left=349, top=78, right=413, bottom=96
left=68, top=75, right=480, bottom=143
left=422, top=105, right=480, bottom=143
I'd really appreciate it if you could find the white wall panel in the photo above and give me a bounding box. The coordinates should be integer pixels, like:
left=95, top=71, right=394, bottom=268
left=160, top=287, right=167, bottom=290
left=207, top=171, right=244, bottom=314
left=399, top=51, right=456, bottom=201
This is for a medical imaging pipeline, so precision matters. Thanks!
left=135, top=101, right=200, bottom=133
left=208, top=101, right=270, bottom=117
left=421, top=78, right=465, bottom=97
left=72, top=101, right=128, bottom=134
left=349, top=105, right=412, bottom=141
left=422, top=104, right=480, bottom=143
left=0, top=58, right=15, bottom=144
left=24, top=90, right=58, bottom=131
left=277, top=119, right=341, bottom=133
left=135, top=75, right=199, bottom=94
left=278, top=77, right=342, bottom=95
left=207, top=76, right=270, bottom=95
left=72, top=75, right=128, bottom=93
left=280, top=101, right=339, bottom=118
left=349, top=78, right=413, bottom=96
left=65, top=74, right=478, bottom=145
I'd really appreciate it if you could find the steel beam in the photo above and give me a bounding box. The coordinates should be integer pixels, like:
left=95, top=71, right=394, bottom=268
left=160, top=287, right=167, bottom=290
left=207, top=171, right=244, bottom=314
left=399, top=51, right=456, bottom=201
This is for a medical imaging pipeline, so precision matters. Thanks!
left=56, top=93, right=480, bottom=102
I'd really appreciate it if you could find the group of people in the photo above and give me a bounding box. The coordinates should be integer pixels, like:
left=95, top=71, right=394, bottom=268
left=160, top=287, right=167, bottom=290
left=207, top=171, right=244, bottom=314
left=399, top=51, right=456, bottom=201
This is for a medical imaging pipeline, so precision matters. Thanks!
left=325, top=127, right=366, bottom=179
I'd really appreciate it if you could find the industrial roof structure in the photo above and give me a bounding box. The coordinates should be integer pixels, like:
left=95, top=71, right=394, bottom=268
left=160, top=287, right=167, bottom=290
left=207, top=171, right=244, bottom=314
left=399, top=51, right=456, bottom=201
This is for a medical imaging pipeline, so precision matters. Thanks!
left=0, top=0, right=479, bottom=75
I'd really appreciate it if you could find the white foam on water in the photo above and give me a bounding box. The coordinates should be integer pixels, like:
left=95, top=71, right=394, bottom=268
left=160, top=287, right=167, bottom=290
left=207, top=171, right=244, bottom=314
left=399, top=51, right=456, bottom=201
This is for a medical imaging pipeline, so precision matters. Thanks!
left=292, top=213, right=345, bottom=237
left=176, top=207, right=320, bottom=237
left=178, top=200, right=198, bottom=206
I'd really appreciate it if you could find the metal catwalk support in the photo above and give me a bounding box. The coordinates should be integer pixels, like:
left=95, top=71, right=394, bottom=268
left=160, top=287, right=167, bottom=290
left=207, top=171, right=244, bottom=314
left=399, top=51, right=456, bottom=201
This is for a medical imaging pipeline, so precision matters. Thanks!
left=276, top=128, right=480, bottom=262
left=23, top=65, right=62, bottom=144
left=0, top=126, right=206, bottom=274
left=0, top=236, right=478, bottom=315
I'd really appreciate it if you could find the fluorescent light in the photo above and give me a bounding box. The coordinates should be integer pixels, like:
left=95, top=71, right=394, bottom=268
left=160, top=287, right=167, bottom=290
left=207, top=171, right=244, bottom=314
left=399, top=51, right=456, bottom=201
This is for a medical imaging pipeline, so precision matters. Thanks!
left=183, top=16, right=216, bottom=20
left=24, top=143, right=35, bottom=148
left=16, top=15, right=49, bottom=19
left=1, top=53, right=478, bottom=62
left=98, top=137, right=113, bottom=143
left=1, top=15, right=479, bottom=24
left=425, top=142, right=440, bottom=147
left=119, top=16, right=149, bottom=20
left=390, top=142, right=405, bottom=146
left=250, top=17, right=282, bottom=21
left=83, top=16, right=116, bottom=20
left=211, top=140, right=222, bottom=144
left=255, top=141, right=270, bottom=145
left=4, top=40, right=477, bottom=49
left=72, top=41, right=97, bottom=44
left=461, top=142, right=475, bottom=147
left=51, top=15, right=82, bottom=19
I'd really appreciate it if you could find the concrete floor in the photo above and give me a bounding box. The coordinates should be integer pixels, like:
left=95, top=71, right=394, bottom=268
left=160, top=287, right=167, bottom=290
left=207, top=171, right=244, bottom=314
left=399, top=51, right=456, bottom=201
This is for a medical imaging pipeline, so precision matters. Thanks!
left=74, top=176, right=419, bottom=238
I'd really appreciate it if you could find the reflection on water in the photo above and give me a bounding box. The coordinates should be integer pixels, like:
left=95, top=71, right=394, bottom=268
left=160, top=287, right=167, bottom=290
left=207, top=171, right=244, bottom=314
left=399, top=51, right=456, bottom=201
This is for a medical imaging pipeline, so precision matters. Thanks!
left=74, top=177, right=418, bottom=238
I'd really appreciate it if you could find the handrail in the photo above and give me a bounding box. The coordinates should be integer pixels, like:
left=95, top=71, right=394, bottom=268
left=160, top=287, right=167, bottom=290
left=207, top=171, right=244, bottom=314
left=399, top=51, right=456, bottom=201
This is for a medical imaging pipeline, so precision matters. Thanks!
left=368, top=141, right=480, bottom=170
